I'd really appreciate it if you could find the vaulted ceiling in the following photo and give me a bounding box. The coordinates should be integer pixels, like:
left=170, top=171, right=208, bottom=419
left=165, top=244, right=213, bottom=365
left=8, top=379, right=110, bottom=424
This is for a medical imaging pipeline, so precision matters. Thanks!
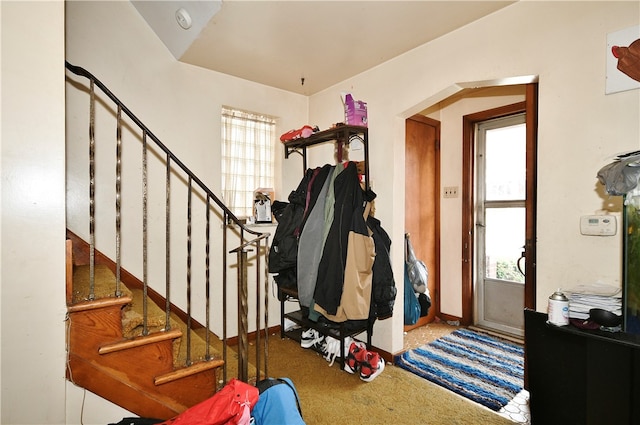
left=132, top=1, right=515, bottom=95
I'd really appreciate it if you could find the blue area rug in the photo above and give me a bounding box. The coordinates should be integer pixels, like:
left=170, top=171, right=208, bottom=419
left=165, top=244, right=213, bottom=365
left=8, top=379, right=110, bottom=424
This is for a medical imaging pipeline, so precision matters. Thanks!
left=395, top=328, right=524, bottom=411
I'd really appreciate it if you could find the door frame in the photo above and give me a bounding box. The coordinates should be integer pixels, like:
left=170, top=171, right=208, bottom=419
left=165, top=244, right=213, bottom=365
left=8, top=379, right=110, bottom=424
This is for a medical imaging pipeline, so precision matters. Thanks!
left=461, top=83, right=538, bottom=326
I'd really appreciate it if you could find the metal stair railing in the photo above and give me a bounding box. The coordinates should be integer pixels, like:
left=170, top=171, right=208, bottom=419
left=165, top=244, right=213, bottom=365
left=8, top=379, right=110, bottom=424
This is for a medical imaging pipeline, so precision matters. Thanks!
left=65, top=61, right=270, bottom=383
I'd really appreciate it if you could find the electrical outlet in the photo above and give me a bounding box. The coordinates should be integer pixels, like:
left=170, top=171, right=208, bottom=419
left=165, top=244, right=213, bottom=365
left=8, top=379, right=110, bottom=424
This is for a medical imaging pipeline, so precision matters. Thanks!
left=443, top=186, right=459, bottom=198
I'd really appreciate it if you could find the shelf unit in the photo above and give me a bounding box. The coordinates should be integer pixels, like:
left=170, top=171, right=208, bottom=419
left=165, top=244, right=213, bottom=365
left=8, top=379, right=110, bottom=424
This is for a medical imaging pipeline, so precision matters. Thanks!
left=280, top=124, right=372, bottom=368
left=280, top=288, right=373, bottom=368
left=283, top=124, right=369, bottom=190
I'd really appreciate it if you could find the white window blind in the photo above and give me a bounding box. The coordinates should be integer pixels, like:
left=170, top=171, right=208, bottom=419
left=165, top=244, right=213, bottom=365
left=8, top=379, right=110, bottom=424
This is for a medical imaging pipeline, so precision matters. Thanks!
left=221, top=106, right=276, bottom=218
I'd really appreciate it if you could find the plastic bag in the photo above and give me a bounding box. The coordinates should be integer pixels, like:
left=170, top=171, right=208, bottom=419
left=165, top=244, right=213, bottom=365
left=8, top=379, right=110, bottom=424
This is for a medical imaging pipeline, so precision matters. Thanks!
left=405, top=234, right=428, bottom=294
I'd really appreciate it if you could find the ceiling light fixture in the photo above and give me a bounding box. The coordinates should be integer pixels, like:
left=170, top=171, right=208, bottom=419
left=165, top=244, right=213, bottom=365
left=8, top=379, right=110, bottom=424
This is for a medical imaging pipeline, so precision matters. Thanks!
left=175, top=8, right=192, bottom=30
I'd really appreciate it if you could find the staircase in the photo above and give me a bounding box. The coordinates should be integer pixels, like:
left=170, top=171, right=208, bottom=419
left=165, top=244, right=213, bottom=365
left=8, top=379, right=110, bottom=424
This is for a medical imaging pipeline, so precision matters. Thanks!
left=65, top=63, right=271, bottom=420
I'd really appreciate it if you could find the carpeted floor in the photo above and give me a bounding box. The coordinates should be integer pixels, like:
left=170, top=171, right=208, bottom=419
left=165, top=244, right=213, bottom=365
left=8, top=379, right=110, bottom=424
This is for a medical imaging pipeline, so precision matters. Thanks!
left=251, top=323, right=514, bottom=425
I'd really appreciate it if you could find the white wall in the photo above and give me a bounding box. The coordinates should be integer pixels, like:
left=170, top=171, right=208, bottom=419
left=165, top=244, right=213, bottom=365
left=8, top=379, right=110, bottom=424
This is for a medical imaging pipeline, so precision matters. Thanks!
left=307, top=1, right=640, bottom=355
left=1, top=1, right=68, bottom=423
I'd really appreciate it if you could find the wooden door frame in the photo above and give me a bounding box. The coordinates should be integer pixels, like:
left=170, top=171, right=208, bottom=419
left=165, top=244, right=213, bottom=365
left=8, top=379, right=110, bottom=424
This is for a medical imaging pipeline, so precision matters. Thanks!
left=461, top=83, right=538, bottom=326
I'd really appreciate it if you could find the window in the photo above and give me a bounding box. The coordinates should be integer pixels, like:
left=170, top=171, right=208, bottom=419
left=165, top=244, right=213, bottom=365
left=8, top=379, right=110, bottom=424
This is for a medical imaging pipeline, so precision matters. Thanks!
left=221, top=107, right=276, bottom=218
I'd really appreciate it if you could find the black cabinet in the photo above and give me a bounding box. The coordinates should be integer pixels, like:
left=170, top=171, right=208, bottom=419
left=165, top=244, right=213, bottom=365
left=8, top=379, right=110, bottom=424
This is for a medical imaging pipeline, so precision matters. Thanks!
left=524, top=309, right=640, bottom=424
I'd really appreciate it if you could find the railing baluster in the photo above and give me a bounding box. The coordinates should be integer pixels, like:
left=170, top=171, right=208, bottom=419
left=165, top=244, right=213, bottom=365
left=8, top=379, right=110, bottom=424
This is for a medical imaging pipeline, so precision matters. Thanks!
left=165, top=156, right=171, bottom=330
left=236, top=247, right=249, bottom=382
left=205, top=195, right=211, bottom=360
left=142, top=131, right=149, bottom=336
left=88, top=79, right=96, bottom=301
left=255, top=239, right=261, bottom=378
left=186, top=176, right=192, bottom=366
left=115, top=105, right=123, bottom=299
left=263, top=237, right=270, bottom=379
left=222, top=213, right=228, bottom=384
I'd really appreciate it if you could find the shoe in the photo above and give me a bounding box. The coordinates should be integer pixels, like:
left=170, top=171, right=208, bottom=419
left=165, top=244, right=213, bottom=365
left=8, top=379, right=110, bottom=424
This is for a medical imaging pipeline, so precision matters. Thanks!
left=279, top=125, right=318, bottom=142
left=301, top=328, right=325, bottom=350
left=300, top=328, right=319, bottom=348
left=343, top=340, right=367, bottom=374
left=359, top=350, right=385, bottom=382
left=284, top=318, right=300, bottom=332
left=313, top=333, right=326, bottom=352
left=322, top=336, right=341, bottom=366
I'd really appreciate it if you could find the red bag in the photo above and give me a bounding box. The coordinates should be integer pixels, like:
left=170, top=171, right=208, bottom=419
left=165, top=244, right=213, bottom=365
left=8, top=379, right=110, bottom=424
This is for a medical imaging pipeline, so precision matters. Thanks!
left=159, top=379, right=259, bottom=425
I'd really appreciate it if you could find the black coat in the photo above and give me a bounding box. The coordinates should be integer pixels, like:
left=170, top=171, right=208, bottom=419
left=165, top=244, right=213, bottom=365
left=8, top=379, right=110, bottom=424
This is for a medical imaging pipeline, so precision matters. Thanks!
left=367, top=216, right=397, bottom=320
left=314, top=162, right=365, bottom=315
left=268, top=165, right=331, bottom=275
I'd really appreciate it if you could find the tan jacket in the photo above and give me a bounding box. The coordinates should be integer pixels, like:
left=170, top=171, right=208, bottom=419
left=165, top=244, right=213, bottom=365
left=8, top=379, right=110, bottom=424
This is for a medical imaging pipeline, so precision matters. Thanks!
left=314, top=205, right=375, bottom=322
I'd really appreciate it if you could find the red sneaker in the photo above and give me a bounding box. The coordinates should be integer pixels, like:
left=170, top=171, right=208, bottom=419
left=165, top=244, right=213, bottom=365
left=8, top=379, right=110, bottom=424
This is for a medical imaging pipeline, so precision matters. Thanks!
left=279, top=125, right=318, bottom=142
left=343, top=341, right=367, bottom=374
left=359, top=350, right=385, bottom=382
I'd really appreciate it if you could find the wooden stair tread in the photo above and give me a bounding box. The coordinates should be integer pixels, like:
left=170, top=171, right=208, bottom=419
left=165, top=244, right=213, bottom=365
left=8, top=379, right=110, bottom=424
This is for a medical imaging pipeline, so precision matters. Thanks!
left=154, top=359, right=225, bottom=386
left=67, top=295, right=132, bottom=313
left=99, top=328, right=183, bottom=354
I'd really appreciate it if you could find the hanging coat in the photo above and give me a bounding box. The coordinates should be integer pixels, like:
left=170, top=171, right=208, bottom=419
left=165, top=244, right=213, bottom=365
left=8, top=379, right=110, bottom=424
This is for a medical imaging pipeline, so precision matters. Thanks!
left=269, top=166, right=330, bottom=277
left=314, top=162, right=366, bottom=316
left=314, top=201, right=375, bottom=322
left=367, top=216, right=396, bottom=321
left=297, top=166, right=334, bottom=308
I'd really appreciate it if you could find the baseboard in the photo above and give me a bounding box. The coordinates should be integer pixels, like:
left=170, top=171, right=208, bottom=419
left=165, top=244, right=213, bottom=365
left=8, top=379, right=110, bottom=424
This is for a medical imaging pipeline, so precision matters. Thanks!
left=468, top=325, right=524, bottom=345
left=403, top=315, right=433, bottom=332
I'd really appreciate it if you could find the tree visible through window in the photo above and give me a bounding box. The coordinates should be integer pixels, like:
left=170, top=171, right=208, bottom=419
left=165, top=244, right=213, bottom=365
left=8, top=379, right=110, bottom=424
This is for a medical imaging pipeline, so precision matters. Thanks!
left=221, top=106, right=276, bottom=218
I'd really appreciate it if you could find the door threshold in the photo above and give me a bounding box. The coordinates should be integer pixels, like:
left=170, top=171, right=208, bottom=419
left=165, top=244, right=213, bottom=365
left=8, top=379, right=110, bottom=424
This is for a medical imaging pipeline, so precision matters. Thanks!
left=468, top=325, right=524, bottom=345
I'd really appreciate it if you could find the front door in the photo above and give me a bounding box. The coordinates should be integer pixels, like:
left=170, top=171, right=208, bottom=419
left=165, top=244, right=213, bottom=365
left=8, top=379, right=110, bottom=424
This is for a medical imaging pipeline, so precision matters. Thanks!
left=462, top=84, right=538, bottom=337
left=475, top=113, right=527, bottom=336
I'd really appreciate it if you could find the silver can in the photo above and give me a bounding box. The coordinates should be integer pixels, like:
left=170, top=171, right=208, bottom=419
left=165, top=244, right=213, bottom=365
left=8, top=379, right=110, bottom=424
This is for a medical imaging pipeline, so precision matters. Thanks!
left=548, top=290, right=570, bottom=326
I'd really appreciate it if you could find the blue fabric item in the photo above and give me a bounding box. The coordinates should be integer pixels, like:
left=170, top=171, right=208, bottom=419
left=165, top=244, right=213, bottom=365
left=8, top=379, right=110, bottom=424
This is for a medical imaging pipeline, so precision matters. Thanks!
left=404, top=266, right=421, bottom=325
left=252, top=378, right=305, bottom=425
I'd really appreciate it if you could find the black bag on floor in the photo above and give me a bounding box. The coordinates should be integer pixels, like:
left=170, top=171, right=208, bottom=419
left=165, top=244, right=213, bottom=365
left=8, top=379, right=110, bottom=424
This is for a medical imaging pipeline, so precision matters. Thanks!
left=419, top=292, right=431, bottom=317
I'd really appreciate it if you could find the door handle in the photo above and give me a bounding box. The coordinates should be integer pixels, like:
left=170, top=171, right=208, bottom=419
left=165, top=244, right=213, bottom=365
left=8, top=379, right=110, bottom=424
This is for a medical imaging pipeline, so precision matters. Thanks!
left=517, top=246, right=526, bottom=276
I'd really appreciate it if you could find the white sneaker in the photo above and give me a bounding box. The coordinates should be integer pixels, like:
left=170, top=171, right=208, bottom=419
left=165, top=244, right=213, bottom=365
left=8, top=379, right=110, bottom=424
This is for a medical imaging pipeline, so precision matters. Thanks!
left=301, top=328, right=324, bottom=349
left=284, top=318, right=300, bottom=332
left=300, top=328, right=317, bottom=348
left=322, top=336, right=341, bottom=366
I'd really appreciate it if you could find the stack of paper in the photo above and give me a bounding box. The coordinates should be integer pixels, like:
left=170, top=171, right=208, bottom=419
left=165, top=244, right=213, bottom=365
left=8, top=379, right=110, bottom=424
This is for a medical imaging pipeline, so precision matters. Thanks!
left=565, top=283, right=622, bottom=320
